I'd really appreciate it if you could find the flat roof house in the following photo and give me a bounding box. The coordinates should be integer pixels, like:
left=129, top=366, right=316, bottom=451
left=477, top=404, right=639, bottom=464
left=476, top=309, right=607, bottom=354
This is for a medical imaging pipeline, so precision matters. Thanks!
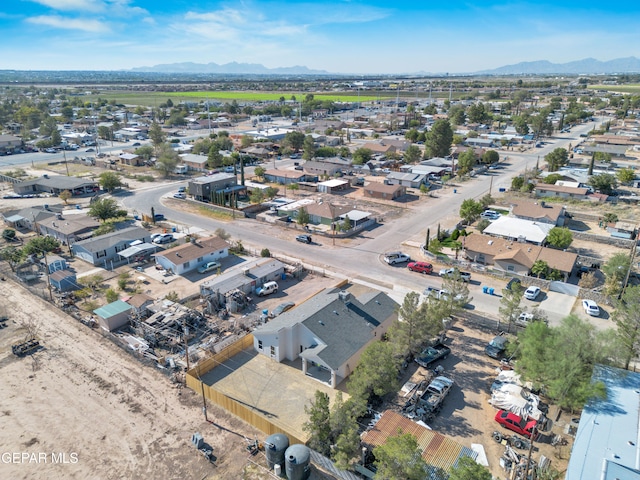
left=188, top=173, right=238, bottom=203
left=252, top=286, right=398, bottom=388
left=363, top=181, right=406, bottom=200
left=482, top=216, right=553, bottom=245
left=13, top=175, right=98, bottom=197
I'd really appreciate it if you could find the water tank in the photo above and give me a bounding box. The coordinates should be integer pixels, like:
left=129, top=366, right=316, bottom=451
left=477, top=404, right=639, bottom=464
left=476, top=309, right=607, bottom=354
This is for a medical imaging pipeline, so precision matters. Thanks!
left=265, top=433, right=289, bottom=471
left=284, top=444, right=311, bottom=480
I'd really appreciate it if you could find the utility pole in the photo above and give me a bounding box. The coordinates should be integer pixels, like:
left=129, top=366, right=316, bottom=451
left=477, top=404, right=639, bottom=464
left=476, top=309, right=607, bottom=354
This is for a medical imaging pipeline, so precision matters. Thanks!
left=183, top=318, right=191, bottom=372
left=523, top=424, right=537, bottom=480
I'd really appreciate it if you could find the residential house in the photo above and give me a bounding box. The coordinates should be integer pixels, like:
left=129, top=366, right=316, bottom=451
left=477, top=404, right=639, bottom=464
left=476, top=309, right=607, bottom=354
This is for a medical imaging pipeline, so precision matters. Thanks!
left=363, top=181, right=406, bottom=200
left=72, top=226, right=151, bottom=267
left=535, top=184, right=589, bottom=200
left=125, top=293, right=154, bottom=318
left=263, top=169, right=307, bottom=185
left=37, top=213, right=99, bottom=245
left=93, top=300, right=133, bottom=332
left=13, top=175, right=98, bottom=197
left=566, top=365, right=640, bottom=480
left=317, top=179, right=349, bottom=193
left=385, top=171, right=427, bottom=188
left=49, top=269, right=77, bottom=292
left=252, top=286, right=398, bottom=388
left=2, top=205, right=59, bottom=231
left=361, top=141, right=397, bottom=156
left=483, top=216, right=554, bottom=245
left=119, top=153, right=143, bottom=166
left=41, top=254, right=67, bottom=274
left=510, top=201, right=566, bottom=226
left=188, top=173, right=241, bottom=203
left=361, top=410, right=477, bottom=478
left=463, top=233, right=577, bottom=280
left=464, top=137, right=494, bottom=148
left=153, top=236, right=228, bottom=275
left=303, top=157, right=351, bottom=176
left=0, top=134, right=23, bottom=154
left=179, top=153, right=209, bottom=172
left=303, top=202, right=352, bottom=226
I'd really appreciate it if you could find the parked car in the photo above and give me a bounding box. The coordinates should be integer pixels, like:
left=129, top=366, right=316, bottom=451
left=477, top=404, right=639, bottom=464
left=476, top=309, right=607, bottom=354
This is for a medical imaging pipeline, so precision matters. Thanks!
left=481, top=210, right=500, bottom=220
left=85, top=148, right=95, bottom=152
left=152, top=233, right=174, bottom=244
left=197, top=261, right=221, bottom=274
left=178, top=186, right=186, bottom=193
left=494, top=410, right=538, bottom=439
left=173, top=192, right=186, bottom=199
left=269, top=302, right=295, bottom=318
left=582, top=299, right=600, bottom=317
left=415, top=343, right=451, bottom=368
left=439, top=268, right=471, bottom=282
left=407, top=261, right=433, bottom=274
left=296, top=234, right=312, bottom=244
left=383, top=252, right=410, bottom=265
left=485, top=335, right=508, bottom=359
left=524, top=286, right=541, bottom=301
left=132, top=142, right=141, bottom=146
left=44, top=148, right=57, bottom=153
left=256, top=281, right=278, bottom=296
left=515, top=312, right=548, bottom=327
left=153, top=213, right=165, bottom=221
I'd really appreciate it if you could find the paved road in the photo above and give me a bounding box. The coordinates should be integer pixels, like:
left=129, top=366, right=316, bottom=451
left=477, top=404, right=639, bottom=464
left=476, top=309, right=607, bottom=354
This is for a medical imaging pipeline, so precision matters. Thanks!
left=120, top=118, right=606, bottom=319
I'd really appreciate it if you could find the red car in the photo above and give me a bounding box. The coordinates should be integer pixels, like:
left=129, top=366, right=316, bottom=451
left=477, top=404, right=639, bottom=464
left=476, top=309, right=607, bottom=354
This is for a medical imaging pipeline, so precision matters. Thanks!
left=407, top=261, right=433, bottom=274
left=494, top=410, right=538, bottom=439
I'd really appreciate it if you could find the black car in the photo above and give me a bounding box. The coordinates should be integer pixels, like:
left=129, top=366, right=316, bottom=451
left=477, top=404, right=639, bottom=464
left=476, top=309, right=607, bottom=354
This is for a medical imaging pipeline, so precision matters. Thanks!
left=296, top=234, right=312, bottom=244
left=485, top=335, right=508, bottom=359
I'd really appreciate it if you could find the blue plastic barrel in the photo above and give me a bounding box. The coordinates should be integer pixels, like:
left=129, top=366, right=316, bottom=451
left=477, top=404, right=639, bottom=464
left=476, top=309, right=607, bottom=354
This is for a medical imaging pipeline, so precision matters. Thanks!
left=489, top=287, right=495, bottom=295
left=482, top=286, right=488, bottom=294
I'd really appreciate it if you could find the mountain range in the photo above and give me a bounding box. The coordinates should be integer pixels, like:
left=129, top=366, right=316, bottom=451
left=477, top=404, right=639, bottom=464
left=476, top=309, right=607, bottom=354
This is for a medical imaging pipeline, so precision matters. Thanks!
left=130, top=61, right=329, bottom=75
left=130, top=57, right=640, bottom=76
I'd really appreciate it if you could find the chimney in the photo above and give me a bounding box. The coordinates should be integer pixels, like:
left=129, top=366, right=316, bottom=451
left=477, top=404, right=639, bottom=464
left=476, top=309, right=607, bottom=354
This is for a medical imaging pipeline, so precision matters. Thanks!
left=338, top=291, right=351, bottom=303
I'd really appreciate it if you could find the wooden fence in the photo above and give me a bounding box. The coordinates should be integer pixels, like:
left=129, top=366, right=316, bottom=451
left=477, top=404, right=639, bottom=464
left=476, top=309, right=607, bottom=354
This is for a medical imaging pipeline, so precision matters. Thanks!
left=186, top=334, right=306, bottom=445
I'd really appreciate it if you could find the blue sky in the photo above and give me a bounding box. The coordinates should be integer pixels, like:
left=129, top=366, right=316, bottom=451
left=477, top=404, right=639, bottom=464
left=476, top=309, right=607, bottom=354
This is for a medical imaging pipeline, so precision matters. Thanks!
left=1, top=0, right=639, bottom=73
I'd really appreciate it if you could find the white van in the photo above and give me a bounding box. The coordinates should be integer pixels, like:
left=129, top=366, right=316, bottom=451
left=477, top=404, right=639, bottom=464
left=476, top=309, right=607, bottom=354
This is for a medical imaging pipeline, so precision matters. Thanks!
left=256, top=281, right=278, bottom=296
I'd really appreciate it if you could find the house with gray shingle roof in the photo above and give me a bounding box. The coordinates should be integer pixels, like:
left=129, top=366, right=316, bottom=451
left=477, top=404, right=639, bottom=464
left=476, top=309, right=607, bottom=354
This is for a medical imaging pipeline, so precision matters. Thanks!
left=252, top=286, right=398, bottom=388
left=72, top=226, right=151, bottom=266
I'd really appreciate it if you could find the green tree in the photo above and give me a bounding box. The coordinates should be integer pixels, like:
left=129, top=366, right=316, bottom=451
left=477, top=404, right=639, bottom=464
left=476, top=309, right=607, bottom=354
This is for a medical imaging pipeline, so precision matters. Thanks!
left=59, top=189, right=72, bottom=204
left=531, top=260, right=549, bottom=278
left=403, top=145, right=421, bottom=164
left=302, top=135, right=316, bottom=160
left=476, top=219, right=490, bottom=232
left=340, top=215, right=352, bottom=232
left=457, top=149, right=476, bottom=175
left=613, top=286, right=640, bottom=369
left=155, top=143, right=179, bottom=178
left=602, top=252, right=631, bottom=295
left=459, top=199, right=483, bottom=224
left=481, top=149, right=499, bottom=165
left=347, top=341, right=400, bottom=404
left=373, top=432, right=427, bottom=480
left=513, top=116, right=530, bottom=135
left=134, top=145, right=154, bottom=160
left=543, top=173, right=563, bottom=184
left=118, top=272, right=129, bottom=291
left=588, top=173, right=617, bottom=195
left=352, top=147, right=373, bottom=165
left=441, top=273, right=472, bottom=316
left=617, top=167, right=636, bottom=185
left=254, top=166, right=266, bottom=180
left=499, top=284, right=523, bottom=332
left=105, top=288, right=119, bottom=303
left=424, top=119, right=453, bottom=158
left=88, top=198, right=127, bottom=222
left=148, top=121, right=165, bottom=155
left=303, top=391, right=332, bottom=455
left=546, top=227, right=573, bottom=249
left=602, top=212, right=618, bottom=224
left=545, top=148, right=569, bottom=172
left=388, top=292, right=439, bottom=358
left=467, top=102, right=489, bottom=123
left=98, top=171, right=123, bottom=193
left=511, top=176, right=525, bottom=190
left=448, top=105, right=466, bottom=125
left=23, top=236, right=60, bottom=257
left=0, top=246, right=24, bottom=272
left=449, top=456, right=492, bottom=480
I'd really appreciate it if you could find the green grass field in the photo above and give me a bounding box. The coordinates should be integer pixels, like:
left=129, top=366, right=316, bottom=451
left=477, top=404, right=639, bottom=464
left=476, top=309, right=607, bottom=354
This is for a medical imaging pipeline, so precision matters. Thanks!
left=86, top=91, right=385, bottom=106
left=588, top=84, right=640, bottom=93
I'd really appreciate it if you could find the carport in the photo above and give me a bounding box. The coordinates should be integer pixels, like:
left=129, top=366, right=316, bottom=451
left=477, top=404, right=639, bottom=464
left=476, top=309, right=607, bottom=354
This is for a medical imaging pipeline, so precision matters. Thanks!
left=118, top=242, right=158, bottom=264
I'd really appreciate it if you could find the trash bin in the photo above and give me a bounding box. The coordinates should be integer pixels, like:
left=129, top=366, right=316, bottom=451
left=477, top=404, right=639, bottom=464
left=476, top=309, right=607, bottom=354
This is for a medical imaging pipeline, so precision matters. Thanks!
left=482, top=286, right=488, bottom=294
left=281, top=273, right=287, bottom=280
left=172, top=227, right=177, bottom=232
left=489, top=288, right=495, bottom=295
left=453, top=189, right=457, bottom=194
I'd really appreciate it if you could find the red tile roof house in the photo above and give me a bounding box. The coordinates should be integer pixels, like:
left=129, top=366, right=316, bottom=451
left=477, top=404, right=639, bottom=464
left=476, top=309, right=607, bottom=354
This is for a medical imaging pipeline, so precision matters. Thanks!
left=463, top=233, right=577, bottom=280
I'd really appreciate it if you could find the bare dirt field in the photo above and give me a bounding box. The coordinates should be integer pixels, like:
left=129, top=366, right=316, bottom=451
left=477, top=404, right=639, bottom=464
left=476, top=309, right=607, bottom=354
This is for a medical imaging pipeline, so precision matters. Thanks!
left=0, top=278, right=267, bottom=480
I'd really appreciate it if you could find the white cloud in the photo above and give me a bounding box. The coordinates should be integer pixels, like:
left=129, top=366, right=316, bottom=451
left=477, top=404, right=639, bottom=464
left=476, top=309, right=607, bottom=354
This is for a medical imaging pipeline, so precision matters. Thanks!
left=26, top=15, right=110, bottom=33
left=28, top=0, right=104, bottom=12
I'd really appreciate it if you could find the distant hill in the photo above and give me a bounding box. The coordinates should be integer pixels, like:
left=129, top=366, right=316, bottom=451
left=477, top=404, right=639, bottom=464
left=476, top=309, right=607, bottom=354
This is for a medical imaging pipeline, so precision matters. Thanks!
left=476, top=57, right=640, bottom=75
left=130, top=61, right=330, bottom=75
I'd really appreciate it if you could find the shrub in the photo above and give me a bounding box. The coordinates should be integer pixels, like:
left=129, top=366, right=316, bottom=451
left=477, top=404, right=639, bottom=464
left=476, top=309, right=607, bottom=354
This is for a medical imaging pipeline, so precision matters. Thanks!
left=261, top=248, right=271, bottom=257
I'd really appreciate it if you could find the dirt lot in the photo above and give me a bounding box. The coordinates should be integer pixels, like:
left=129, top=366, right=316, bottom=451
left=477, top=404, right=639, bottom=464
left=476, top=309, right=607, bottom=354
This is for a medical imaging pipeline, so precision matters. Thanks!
left=0, top=278, right=268, bottom=480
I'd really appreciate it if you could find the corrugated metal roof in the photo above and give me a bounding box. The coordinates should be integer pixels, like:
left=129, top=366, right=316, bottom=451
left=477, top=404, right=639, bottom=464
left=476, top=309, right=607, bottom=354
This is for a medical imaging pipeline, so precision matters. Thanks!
left=362, top=410, right=476, bottom=474
left=93, top=300, right=132, bottom=319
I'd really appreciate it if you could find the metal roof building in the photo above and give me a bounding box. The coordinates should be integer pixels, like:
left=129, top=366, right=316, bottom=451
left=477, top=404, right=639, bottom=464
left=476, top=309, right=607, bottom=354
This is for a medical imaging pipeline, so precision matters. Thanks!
left=566, top=365, right=640, bottom=480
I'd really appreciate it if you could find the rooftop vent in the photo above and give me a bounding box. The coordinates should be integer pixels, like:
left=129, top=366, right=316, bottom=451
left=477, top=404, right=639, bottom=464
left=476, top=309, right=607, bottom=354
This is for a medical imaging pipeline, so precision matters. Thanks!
left=338, top=291, right=351, bottom=303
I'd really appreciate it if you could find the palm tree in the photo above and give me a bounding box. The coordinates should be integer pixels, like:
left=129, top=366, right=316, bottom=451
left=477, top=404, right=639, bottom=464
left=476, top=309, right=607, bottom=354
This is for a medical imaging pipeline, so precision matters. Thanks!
left=531, top=260, right=549, bottom=278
